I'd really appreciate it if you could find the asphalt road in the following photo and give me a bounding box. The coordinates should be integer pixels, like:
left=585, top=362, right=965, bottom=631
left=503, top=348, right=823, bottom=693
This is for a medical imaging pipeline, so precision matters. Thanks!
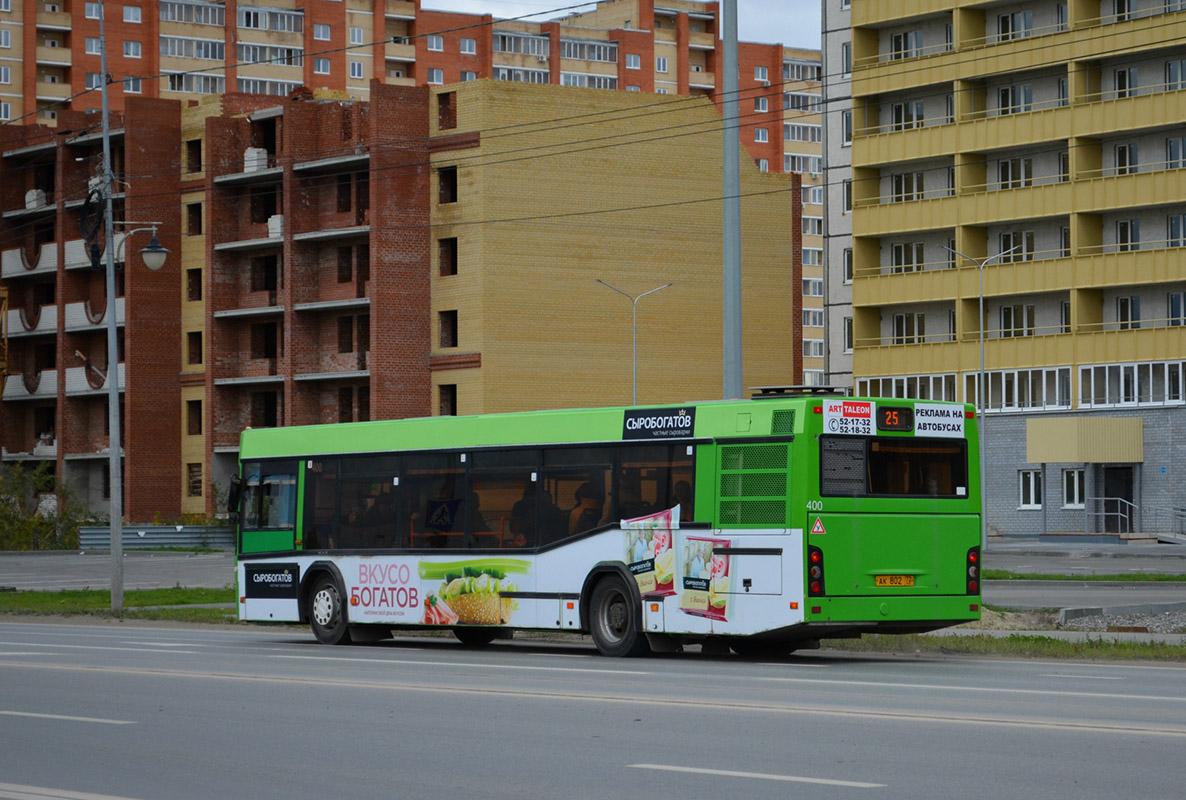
left=2, top=546, right=1184, bottom=613
left=0, top=621, right=1182, bottom=800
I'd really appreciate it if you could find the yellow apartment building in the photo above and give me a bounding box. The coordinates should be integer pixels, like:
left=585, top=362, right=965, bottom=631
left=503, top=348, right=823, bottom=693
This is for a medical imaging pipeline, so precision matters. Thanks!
left=829, top=0, right=1186, bottom=539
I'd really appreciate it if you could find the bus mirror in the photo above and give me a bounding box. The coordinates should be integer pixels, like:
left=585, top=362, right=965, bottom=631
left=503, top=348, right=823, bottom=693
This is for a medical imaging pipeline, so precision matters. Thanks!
left=227, top=473, right=242, bottom=517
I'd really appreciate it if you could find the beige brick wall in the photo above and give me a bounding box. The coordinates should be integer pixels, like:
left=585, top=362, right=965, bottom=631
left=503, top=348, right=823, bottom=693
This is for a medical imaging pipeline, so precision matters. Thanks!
left=430, top=80, right=797, bottom=414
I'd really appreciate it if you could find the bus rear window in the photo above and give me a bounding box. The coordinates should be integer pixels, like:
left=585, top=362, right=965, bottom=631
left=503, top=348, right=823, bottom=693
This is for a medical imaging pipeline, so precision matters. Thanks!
left=820, top=436, right=968, bottom=498
left=242, top=460, right=298, bottom=530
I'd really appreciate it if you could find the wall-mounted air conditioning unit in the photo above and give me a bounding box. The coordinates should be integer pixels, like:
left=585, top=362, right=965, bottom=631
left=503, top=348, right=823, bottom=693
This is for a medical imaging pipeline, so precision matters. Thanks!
left=25, top=189, right=46, bottom=210
left=243, top=147, right=268, bottom=172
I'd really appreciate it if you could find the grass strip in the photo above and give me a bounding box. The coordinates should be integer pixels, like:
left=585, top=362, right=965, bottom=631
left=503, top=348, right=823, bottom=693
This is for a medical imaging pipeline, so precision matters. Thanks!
left=983, top=569, right=1186, bottom=582
left=0, top=587, right=235, bottom=614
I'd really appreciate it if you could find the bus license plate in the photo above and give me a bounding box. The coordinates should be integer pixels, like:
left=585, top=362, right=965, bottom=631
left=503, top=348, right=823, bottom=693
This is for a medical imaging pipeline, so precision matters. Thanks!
left=875, top=575, right=915, bottom=587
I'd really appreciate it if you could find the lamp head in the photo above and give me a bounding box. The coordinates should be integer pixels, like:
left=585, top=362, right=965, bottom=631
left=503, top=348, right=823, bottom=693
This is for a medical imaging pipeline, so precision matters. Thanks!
left=139, top=234, right=169, bottom=271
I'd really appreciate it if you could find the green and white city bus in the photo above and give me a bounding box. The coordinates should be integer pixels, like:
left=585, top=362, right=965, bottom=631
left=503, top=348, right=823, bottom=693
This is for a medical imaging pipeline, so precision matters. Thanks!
left=232, top=388, right=982, bottom=657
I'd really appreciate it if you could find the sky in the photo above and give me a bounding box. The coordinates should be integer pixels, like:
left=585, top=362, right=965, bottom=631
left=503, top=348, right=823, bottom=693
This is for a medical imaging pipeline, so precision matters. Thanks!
left=422, top=1, right=822, bottom=51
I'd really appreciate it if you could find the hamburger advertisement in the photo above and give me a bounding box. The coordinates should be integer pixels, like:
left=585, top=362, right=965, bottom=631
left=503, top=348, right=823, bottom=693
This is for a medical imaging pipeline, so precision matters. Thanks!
left=680, top=536, right=731, bottom=621
left=623, top=507, right=678, bottom=596
left=417, top=558, right=529, bottom=627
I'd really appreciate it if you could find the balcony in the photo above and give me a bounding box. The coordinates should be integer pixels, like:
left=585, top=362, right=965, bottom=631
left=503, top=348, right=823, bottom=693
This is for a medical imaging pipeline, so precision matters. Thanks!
left=1, top=244, right=58, bottom=279
left=852, top=0, right=959, bottom=28
left=36, top=46, right=72, bottom=67
left=64, top=298, right=125, bottom=332
left=3, top=368, right=57, bottom=401
left=35, top=81, right=72, bottom=102
left=6, top=304, right=58, bottom=338
left=35, top=8, right=72, bottom=31
left=688, top=31, right=716, bottom=51
left=385, top=0, right=416, bottom=20
left=688, top=70, right=715, bottom=90
left=385, top=41, right=416, bottom=63
left=65, top=363, right=123, bottom=396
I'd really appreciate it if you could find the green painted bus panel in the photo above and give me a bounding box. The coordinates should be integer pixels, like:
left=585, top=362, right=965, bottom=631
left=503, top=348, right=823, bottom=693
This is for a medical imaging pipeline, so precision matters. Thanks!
left=807, top=513, right=978, bottom=597
left=241, top=530, right=295, bottom=554
left=806, top=594, right=980, bottom=624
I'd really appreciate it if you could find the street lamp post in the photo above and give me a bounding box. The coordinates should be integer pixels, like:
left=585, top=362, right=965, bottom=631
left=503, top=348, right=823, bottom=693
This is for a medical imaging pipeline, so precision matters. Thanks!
left=943, top=244, right=1018, bottom=551
left=97, top=0, right=169, bottom=612
left=595, top=279, right=673, bottom=406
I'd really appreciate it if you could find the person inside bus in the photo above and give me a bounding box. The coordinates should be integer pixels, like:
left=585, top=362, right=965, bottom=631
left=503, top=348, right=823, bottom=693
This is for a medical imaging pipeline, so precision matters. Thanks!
left=464, top=490, right=492, bottom=538
left=568, top=482, right=605, bottom=534
left=362, top=489, right=396, bottom=548
left=673, top=480, right=694, bottom=522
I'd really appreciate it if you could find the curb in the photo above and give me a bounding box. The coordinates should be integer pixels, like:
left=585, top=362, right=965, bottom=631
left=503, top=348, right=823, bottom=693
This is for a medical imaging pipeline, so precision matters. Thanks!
left=1057, top=601, right=1186, bottom=625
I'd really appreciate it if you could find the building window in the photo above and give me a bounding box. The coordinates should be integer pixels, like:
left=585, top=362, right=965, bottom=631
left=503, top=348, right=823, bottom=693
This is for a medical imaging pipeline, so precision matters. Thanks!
left=1115, top=143, right=1138, bottom=175
left=187, top=463, right=203, bottom=498
left=1168, top=136, right=1186, bottom=169
left=347, top=26, right=363, bottom=45
left=754, top=127, right=768, bottom=143
left=440, top=384, right=457, bottom=417
left=754, top=96, right=768, bottom=113
left=439, top=237, right=458, bottom=276
left=841, top=42, right=851, bottom=75
left=1061, top=300, right=1072, bottom=333
left=460, top=37, right=476, bottom=55
left=461, top=71, right=476, bottom=82
left=438, top=166, right=457, bottom=203
left=86, top=73, right=104, bottom=90
left=124, top=41, right=141, bottom=58
left=314, top=23, right=331, bottom=41
left=1061, top=226, right=1071, bottom=257
left=85, top=37, right=101, bottom=55
left=1057, top=3, right=1069, bottom=31
left=844, top=317, right=853, bottom=352
left=891, top=100, right=923, bottom=130
left=1168, top=292, right=1186, bottom=325
left=802, top=339, right=824, bottom=358
left=186, top=203, right=202, bottom=235
left=1000, top=230, right=1034, bottom=262
left=1115, top=67, right=1136, bottom=99
left=1062, top=469, right=1085, bottom=508
left=656, top=56, right=668, bottom=73
left=349, top=61, right=364, bottom=79
left=1019, top=470, right=1042, bottom=509
left=85, top=2, right=101, bottom=19
left=1117, top=296, right=1141, bottom=329
left=893, top=312, right=925, bottom=344
left=338, top=316, right=354, bottom=353
left=440, top=310, right=458, bottom=348
left=843, top=248, right=854, bottom=283
left=755, top=159, right=768, bottom=172
left=314, top=58, right=330, bottom=74
left=427, top=34, right=444, bottom=52
left=123, top=77, right=142, bottom=94
left=1116, top=219, right=1140, bottom=252
left=187, top=400, right=202, bottom=436
left=428, top=68, right=444, bottom=84
left=998, top=11, right=1033, bottom=41
left=626, top=53, right=640, bottom=70
left=802, top=278, right=823, bottom=297
left=998, top=157, right=1033, bottom=189
left=187, top=331, right=202, bottom=365
left=187, top=268, right=202, bottom=301
left=842, top=179, right=852, bottom=213
left=842, top=110, right=852, bottom=145
left=890, top=30, right=922, bottom=60
left=124, top=5, right=141, bottom=23
left=755, top=65, right=768, bottom=82
left=1168, top=214, right=1186, bottom=247
left=892, top=172, right=923, bottom=202
left=998, top=83, right=1033, bottom=115
left=251, top=322, right=279, bottom=360
left=1167, top=59, right=1186, bottom=91
left=803, top=309, right=824, bottom=327
left=1001, top=304, right=1035, bottom=337
left=1058, top=152, right=1070, bottom=182
left=891, top=242, right=924, bottom=273
left=250, top=255, right=278, bottom=292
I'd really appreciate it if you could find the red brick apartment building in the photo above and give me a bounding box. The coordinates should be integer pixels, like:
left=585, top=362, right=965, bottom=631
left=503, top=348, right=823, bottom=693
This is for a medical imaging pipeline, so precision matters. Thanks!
left=1, top=80, right=801, bottom=520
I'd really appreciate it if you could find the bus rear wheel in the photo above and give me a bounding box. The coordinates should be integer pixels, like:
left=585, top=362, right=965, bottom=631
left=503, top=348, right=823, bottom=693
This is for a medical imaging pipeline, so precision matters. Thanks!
left=309, top=575, right=352, bottom=645
left=453, top=627, right=501, bottom=647
left=728, top=638, right=796, bottom=659
left=589, top=576, right=649, bottom=657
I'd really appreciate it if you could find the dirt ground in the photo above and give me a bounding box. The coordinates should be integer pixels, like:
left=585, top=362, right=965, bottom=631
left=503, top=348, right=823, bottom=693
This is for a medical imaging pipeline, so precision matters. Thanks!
left=958, top=608, right=1058, bottom=630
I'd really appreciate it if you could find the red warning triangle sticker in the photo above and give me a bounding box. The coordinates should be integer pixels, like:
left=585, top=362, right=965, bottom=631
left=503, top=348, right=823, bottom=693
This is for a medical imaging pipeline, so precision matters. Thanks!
left=811, top=517, right=826, bottom=535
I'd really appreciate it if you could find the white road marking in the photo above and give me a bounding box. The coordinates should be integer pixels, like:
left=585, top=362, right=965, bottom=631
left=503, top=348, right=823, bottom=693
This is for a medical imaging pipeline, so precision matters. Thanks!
left=629, top=764, right=885, bottom=788
left=0, top=641, right=199, bottom=655
left=0, top=782, right=145, bottom=800
left=272, top=654, right=650, bottom=675
left=120, top=642, right=200, bottom=648
left=0, top=710, right=134, bottom=725
left=1040, top=674, right=1125, bottom=681
left=754, top=675, right=1186, bottom=703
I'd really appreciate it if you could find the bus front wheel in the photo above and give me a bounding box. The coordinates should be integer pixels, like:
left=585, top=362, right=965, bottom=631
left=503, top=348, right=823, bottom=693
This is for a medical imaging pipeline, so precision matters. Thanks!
left=589, top=576, right=649, bottom=657
left=453, top=627, right=500, bottom=647
left=309, top=575, right=352, bottom=645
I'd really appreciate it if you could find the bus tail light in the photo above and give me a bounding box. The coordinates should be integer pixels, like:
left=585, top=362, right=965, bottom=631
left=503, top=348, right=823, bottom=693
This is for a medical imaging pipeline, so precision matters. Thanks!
left=966, top=547, right=980, bottom=594
left=808, top=546, right=826, bottom=596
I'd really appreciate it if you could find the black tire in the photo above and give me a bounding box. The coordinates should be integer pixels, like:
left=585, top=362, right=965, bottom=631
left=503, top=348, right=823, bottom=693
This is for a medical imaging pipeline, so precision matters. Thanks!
left=588, top=575, right=650, bottom=657
left=453, top=627, right=500, bottom=647
left=728, top=638, right=796, bottom=659
left=308, top=575, right=352, bottom=645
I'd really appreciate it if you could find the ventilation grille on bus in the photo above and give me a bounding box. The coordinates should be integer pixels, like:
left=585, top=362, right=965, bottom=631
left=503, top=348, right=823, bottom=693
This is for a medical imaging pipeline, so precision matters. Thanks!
left=771, top=410, right=795, bottom=434
left=718, top=444, right=789, bottom=526
left=820, top=436, right=865, bottom=496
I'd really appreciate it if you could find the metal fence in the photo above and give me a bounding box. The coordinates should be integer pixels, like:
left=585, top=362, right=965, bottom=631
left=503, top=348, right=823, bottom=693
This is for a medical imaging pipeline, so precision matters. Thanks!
left=79, top=526, right=235, bottom=551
